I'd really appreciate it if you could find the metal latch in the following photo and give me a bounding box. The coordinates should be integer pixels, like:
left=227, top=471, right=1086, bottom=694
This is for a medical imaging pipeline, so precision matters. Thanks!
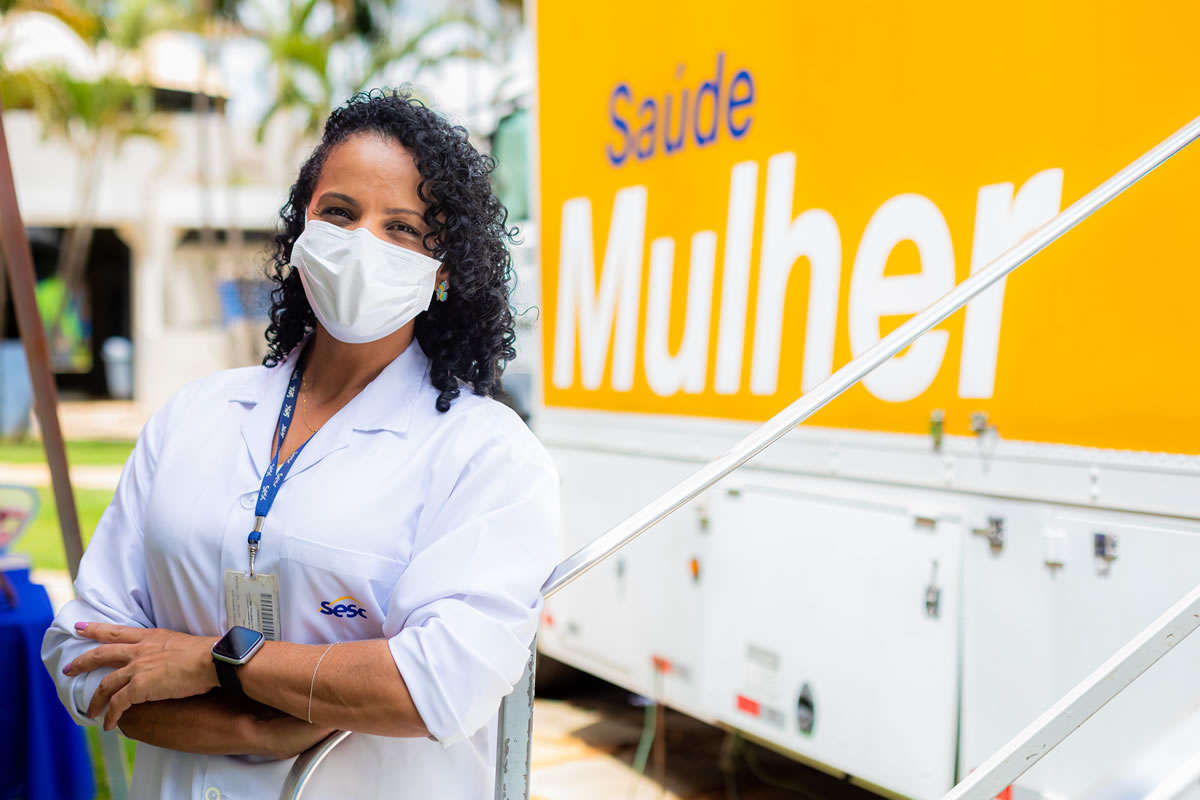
left=797, top=684, right=815, bottom=735
left=973, top=516, right=1004, bottom=554
left=925, top=561, right=941, bottom=618
left=969, top=411, right=992, bottom=436
left=970, top=412, right=999, bottom=470
left=1044, top=528, right=1066, bottom=575
left=1095, top=532, right=1118, bottom=576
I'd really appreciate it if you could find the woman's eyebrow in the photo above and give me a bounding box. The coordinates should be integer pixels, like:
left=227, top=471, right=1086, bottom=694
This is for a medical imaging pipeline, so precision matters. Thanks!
left=385, top=207, right=424, bottom=218
left=318, top=191, right=359, bottom=206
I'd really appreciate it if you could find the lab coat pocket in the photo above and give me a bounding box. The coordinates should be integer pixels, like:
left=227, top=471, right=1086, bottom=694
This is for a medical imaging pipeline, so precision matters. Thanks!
left=279, top=535, right=404, bottom=644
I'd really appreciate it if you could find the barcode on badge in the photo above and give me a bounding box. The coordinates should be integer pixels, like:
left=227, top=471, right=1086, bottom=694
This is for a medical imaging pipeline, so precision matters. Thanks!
left=258, top=593, right=277, bottom=640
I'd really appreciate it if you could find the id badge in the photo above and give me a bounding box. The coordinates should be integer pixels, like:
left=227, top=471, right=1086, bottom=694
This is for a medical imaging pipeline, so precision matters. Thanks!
left=224, top=569, right=281, bottom=641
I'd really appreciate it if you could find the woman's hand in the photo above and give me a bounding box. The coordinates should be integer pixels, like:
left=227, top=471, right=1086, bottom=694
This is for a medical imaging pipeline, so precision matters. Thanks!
left=241, top=700, right=337, bottom=760
left=64, top=622, right=220, bottom=731
left=259, top=715, right=338, bottom=760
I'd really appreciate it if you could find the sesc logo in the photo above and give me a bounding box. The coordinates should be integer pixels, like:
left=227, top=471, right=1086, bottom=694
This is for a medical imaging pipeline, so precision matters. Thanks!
left=319, top=596, right=368, bottom=619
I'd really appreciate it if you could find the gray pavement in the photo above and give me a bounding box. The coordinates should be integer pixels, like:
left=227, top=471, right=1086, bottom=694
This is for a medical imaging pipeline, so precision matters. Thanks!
left=0, top=462, right=123, bottom=490
left=32, top=399, right=149, bottom=442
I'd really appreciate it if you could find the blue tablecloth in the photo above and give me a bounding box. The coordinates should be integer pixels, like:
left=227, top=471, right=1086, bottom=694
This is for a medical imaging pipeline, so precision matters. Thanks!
left=0, top=567, right=95, bottom=800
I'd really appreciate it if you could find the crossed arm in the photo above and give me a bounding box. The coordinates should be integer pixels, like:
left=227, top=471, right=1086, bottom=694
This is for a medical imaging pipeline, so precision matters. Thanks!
left=64, top=623, right=428, bottom=757
left=117, top=694, right=328, bottom=759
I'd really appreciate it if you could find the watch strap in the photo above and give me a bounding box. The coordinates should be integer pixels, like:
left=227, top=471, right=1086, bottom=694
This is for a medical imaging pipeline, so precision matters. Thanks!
left=213, top=658, right=244, bottom=695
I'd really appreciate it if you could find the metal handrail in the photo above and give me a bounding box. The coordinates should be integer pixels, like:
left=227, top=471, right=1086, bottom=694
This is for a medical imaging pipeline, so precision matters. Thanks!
left=282, top=113, right=1200, bottom=800
left=279, top=730, right=352, bottom=798
left=942, top=582, right=1200, bottom=800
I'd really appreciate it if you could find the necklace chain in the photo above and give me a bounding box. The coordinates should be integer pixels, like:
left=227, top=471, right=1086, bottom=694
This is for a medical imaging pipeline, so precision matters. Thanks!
left=299, top=375, right=320, bottom=434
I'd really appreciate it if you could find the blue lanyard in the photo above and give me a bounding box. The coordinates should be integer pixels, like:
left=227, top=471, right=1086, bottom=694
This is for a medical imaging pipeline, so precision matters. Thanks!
left=247, top=363, right=312, bottom=576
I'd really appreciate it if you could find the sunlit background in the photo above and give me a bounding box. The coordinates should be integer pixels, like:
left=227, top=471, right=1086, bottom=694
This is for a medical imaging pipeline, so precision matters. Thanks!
left=0, top=0, right=533, bottom=410
left=3, top=3, right=1199, bottom=799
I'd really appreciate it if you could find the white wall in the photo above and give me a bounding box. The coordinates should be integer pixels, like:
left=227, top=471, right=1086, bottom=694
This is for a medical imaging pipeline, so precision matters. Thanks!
left=4, top=108, right=304, bottom=408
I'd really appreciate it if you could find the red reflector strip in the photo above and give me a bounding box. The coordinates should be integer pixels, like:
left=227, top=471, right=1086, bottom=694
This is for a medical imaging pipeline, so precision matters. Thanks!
left=736, top=695, right=760, bottom=716
left=996, top=788, right=1012, bottom=800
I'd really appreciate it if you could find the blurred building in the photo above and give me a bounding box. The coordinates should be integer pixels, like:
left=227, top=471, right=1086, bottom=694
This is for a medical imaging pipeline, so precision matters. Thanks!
left=5, top=107, right=297, bottom=410
left=0, top=1, right=534, bottom=413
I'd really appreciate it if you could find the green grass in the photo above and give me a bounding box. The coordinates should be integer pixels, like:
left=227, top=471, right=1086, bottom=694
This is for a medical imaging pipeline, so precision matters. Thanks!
left=0, top=439, right=135, bottom=466
left=85, top=728, right=137, bottom=800
left=0, top=439, right=131, bottom=572
left=11, top=486, right=115, bottom=572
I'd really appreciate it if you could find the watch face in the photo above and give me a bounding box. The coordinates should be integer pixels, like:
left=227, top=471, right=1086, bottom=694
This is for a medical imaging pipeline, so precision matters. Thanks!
left=213, top=625, right=265, bottom=662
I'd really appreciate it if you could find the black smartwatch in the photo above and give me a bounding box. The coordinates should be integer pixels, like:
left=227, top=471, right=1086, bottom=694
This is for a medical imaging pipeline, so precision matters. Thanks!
left=211, top=625, right=265, bottom=695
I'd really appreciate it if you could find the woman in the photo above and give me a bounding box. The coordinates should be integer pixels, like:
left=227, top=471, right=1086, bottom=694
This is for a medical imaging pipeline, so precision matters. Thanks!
left=41, top=89, right=559, bottom=799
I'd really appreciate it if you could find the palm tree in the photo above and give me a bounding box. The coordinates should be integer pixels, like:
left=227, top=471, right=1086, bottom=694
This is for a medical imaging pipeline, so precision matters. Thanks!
left=252, top=0, right=489, bottom=148
left=0, top=1, right=165, bottom=363
left=6, top=69, right=160, bottom=362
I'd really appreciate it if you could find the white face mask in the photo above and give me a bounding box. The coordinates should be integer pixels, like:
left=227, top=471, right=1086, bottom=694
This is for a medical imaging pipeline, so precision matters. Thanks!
left=290, top=219, right=442, bottom=344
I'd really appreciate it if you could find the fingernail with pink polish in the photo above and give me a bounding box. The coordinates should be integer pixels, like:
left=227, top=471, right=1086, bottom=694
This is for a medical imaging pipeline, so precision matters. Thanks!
left=74, top=622, right=88, bottom=631
left=62, top=662, right=72, bottom=674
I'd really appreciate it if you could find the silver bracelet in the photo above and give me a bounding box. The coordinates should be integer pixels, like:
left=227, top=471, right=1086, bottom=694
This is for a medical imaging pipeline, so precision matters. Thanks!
left=307, top=642, right=339, bottom=724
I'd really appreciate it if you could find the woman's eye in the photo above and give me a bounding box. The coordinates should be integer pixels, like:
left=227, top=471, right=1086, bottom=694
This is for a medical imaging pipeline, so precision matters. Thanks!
left=389, top=223, right=420, bottom=236
left=321, top=207, right=352, bottom=219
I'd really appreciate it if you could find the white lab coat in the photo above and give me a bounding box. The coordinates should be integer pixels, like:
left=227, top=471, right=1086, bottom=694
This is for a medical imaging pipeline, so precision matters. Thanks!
left=41, top=340, right=560, bottom=799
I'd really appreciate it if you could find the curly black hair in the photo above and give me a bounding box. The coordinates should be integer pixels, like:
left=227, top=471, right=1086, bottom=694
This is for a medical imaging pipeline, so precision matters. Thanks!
left=263, top=88, right=517, bottom=412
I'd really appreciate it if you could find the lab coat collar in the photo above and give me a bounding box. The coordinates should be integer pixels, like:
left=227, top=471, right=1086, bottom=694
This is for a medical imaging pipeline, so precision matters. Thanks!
left=232, top=337, right=430, bottom=479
